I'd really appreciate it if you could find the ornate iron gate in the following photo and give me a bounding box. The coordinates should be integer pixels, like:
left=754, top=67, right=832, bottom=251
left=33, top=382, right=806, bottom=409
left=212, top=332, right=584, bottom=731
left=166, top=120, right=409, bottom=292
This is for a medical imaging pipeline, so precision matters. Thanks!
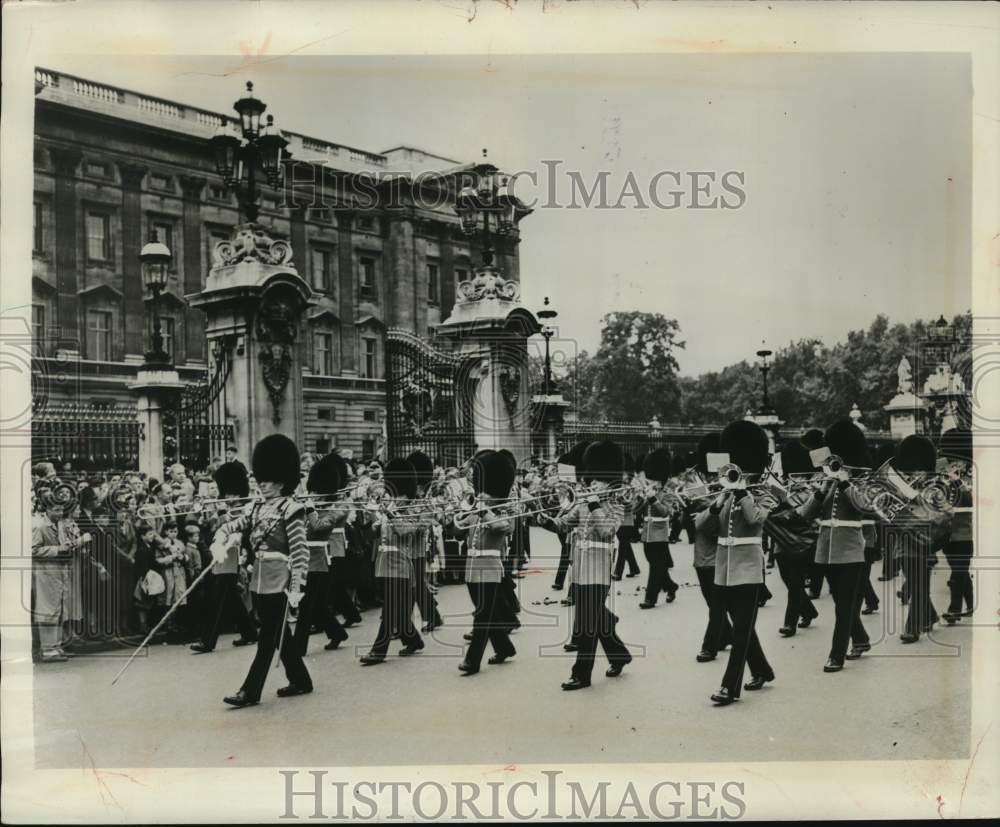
left=162, top=339, right=235, bottom=470
left=384, top=329, right=477, bottom=466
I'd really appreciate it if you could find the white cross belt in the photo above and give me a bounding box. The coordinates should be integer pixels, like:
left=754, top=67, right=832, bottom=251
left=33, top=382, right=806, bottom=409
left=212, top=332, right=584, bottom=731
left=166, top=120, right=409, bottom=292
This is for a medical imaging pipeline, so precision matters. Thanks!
left=717, top=537, right=759, bottom=546
left=819, top=519, right=863, bottom=528
left=467, top=548, right=502, bottom=558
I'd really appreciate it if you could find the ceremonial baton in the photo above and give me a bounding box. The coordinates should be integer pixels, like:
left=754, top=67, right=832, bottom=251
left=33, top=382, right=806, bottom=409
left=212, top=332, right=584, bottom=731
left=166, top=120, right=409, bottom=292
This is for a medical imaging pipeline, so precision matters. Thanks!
left=111, top=562, right=217, bottom=686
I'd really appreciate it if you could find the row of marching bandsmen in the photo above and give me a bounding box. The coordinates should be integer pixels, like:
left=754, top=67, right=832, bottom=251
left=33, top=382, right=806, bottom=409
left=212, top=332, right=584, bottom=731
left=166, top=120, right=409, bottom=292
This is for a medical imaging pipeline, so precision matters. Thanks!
left=186, top=414, right=972, bottom=708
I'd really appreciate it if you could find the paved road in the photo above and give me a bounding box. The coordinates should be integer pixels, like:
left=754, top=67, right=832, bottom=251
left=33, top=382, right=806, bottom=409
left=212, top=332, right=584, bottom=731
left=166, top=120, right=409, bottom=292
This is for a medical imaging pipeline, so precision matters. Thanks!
left=29, top=529, right=971, bottom=768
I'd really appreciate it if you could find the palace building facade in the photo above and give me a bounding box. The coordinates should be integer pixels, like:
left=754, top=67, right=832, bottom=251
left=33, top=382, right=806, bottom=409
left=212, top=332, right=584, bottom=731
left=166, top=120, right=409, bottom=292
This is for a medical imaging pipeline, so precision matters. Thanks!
left=31, top=68, right=523, bottom=468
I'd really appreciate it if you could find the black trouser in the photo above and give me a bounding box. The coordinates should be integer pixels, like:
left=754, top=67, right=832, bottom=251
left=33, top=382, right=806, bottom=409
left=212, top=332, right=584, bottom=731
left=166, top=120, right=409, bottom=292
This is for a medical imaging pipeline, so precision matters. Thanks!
left=241, top=592, right=311, bottom=700
left=370, top=577, right=422, bottom=656
left=696, top=565, right=733, bottom=654
left=825, top=563, right=870, bottom=663
left=553, top=533, right=571, bottom=588
left=643, top=542, right=677, bottom=604
left=329, top=558, right=362, bottom=624
left=901, top=556, right=937, bottom=637
left=571, top=583, right=631, bottom=682
left=201, top=572, right=256, bottom=649
left=944, top=541, right=973, bottom=614
left=613, top=527, right=640, bottom=578
left=808, top=563, right=827, bottom=596
left=293, top=571, right=347, bottom=656
left=719, top=583, right=771, bottom=698
left=775, top=553, right=817, bottom=629
left=498, top=574, right=520, bottom=631
left=412, top=557, right=442, bottom=626
left=862, top=561, right=879, bottom=610
left=465, top=581, right=516, bottom=668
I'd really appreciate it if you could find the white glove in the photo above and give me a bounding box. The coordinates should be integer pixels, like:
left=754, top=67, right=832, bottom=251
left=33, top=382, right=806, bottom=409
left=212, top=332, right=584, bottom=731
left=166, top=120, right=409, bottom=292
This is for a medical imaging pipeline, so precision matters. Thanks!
left=210, top=540, right=228, bottom=565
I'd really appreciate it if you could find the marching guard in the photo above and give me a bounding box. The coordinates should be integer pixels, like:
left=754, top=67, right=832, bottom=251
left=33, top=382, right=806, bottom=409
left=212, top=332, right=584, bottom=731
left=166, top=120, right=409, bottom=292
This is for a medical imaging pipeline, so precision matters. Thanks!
left=213, top=435, right=312, bottom=707
left=690, top=433, right=734, bottom=662
left=190, top=462, right=258, bottom=653
left=639, top=447, right=679, bottom=609
left=796, top=420, right=874, bottom=670
left=296, top=452, right=351, bottom=655
left=406, top=451, right=444, bottom=633
left=453, top=451, right=518, bottom=675
left=360, top=458, right=428, bottom=665
left=552, top=441, right=632, bottom=690
left=939, top=428, right=974, bottom=623
left=696, top=420, right=776, bottom=706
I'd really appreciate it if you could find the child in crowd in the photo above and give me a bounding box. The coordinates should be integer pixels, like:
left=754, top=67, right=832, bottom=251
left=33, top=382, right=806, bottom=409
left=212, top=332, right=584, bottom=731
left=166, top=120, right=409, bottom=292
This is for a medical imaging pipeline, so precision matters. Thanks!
left=156, top=523, right=188, bottom=636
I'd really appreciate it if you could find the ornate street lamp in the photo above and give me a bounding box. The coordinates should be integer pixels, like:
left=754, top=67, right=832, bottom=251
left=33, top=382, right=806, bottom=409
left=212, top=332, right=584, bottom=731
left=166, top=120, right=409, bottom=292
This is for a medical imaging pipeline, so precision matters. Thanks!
left=140, top=228, right=172, bottom=366
left=454, top=148, right=518, bottom=268
left=210, top=81, right=290, bottom=223
left=755, top=348, right=773, bottom=413
left=538, top=296, right=558, bottom=395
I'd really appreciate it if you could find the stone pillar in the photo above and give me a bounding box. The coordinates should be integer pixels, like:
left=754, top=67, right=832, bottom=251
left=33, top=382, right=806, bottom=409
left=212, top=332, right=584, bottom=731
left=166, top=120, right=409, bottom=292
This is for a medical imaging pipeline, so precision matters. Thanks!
left=384, top=211, right=415, bottom=329
left=335, top=209, right=357, bottom=372
left=179, top=175, right=206, bottom=362
left=130, top=367, right=185, bottom=478
left=435, top=264, right=540, bottom=465
left=438, top=224, right=457, bottom=323
left=119, top=163, right=147, bottom=358
left=289, top=204, right=309, bottom=277
left=50, top=148, right=83, bottom=351
left=187, top=224, right=315, bottom=460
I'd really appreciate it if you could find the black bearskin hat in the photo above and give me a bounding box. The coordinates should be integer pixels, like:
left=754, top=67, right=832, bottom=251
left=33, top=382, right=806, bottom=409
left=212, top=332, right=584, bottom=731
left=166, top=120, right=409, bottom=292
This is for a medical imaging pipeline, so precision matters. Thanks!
left=307, top=453, right=347, bottom=496
left=214, top=461, right=250, bottom=499
left=633, top=451, right=647, bottom=477
left=894, top=435, right=936, bottom=473
left=824, top=419, right=869, bottom=467
left=938, top=428, right=973, bottom=464
left=567, top=441, right=590, bottom=482
left=622, top=451, right=635, bottom=475
left=875, top=441, right=896, bottom=468
left=383, top=458, right=418, bottom=499
left=643, top=447, right=673, bottom=483
left=696, top=432, right=722, bottom=475
left=497, top=449, right=517, bottom=471
left=721, top=420, right=770, bottom=475
left=801, top=428, right=825, bottom=451
left=251, top=434, right=301, bottom=495
left=473, top=450, right=516, bottom=498
left=779, top=440, right=812, bottom=477
left=406, top=451, right=434, bottom=489
left=582, top=441, right=624, bottom=483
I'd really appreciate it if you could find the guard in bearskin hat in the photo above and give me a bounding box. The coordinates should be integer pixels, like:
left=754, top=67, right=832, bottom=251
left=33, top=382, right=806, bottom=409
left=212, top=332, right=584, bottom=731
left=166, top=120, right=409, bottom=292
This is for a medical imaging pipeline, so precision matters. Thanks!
left=890, top=435, right=944, bottom=643
left=406, top=451, right=444, bottom=633
left=292, top=452, right=352, bottom=658
left=694, top=420, right=775, bottom=706
left=552, top=440, right=632, bottom=690
left=360, top=458, right=429, bottom=665
left=190, top=462, right=258, bottom=654
left=451, top=450, right=518, bottom=675
left=767, top=439, right=819, bottom=639
left=547, top=441, right=590, bottom=603
left=938, top=429, right=974, bottom=623
left=638, top=447, right=680, bottom=609
left=612, top=451, right=642, bottom=581
left=688, top=433, right=734, bottom=664
left=796, top=420, right=875, bottom=671
left=211, top=434, right=311, bottom=707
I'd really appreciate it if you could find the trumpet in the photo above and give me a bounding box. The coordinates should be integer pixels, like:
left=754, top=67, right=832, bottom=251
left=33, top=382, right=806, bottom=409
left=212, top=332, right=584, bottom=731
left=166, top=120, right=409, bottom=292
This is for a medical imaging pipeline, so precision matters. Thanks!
left=717, top=463, right=745, bottom=490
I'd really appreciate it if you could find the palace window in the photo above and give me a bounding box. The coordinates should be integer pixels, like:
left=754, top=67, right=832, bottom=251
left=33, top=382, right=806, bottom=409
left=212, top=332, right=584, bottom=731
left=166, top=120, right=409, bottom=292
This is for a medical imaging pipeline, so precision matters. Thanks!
left=85, top=160, right=110, bottom=179
left=32, top=304, right=45, bottom=346
left=311, top=247, right=334, bottom=293
left=316, top=438, right=331, bottom=455
left=208, top=184, right=229, bottom=202
left=363, top=409, right=377, bottom=422
left=86, top=212, right=112, bottom=262
left=359, top=256, right=377, bottom=299
left=317, top=407, right=335, bottom=422
left=362, top=438, right=375, bottom=459
left=151, top=221, right=173, bottom=254
left=33, top=202, right=44, bottom=253
left=427, top=260, right=440, bottom=305
left=455, top=267, right=468, bottom=283
left=314, top=331, right=335, bottom=375
left=357, top=215, right=375, bottom=232
left=360, top=337, right=378, bottom=379
left=86, top=310, right=113, bottom=361
left=149, top=173, right=172, bottom=192
left=156, top=316, right=175, bottom=359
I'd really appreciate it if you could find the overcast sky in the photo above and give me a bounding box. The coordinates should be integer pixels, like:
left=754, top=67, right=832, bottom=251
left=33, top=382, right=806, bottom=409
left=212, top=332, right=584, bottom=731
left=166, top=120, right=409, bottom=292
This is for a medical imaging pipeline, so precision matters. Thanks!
left=42, top=53, right=972, bottom=376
